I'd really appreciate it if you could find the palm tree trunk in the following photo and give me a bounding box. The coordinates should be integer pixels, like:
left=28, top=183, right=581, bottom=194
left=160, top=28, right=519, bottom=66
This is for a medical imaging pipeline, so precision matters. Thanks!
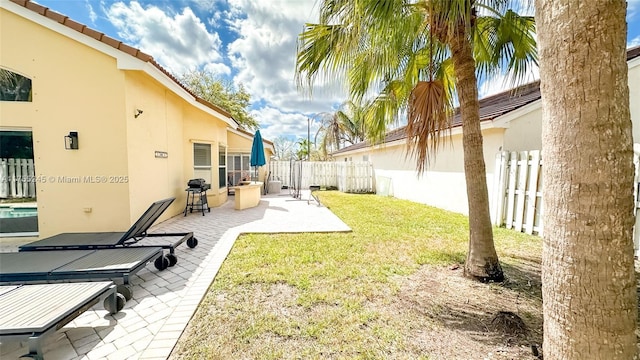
left=536, top=0, right=637, bottom=358
left=449, top=25, right=503, bottom=282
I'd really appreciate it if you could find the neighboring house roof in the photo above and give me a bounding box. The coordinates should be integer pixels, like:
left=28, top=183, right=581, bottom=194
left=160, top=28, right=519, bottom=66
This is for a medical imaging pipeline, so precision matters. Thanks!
left=333, top=45, right=640, bottom=156
left=3, top=0, right=238, bottom=127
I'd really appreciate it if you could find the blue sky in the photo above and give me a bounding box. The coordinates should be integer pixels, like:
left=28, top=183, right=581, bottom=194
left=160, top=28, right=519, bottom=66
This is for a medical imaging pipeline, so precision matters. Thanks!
left=32, top=0, right=640, bottom=143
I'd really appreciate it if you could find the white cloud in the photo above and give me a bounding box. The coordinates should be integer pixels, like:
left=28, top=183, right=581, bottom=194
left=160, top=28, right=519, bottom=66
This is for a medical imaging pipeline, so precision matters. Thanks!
left=188, top=0, right=222, bottom=12
left=628, top=0, right=639, bottom=21
left=630, top=35, right=640, bottom=48
left=85, top=0, right=97, bottom=23
left=253, top=106, right=319, bottom=141
left=225, top=0, right=344, bottom=117
left=105, top=1, right=224, bottom=75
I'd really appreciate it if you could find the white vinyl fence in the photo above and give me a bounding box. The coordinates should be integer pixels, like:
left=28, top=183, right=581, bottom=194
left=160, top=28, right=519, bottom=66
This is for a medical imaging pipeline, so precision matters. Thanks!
left=269, top=161, right=374, bottom=193
left=492, top=149, right=640, bottom=234
left=493, top=149, right=640, bottom=255
left=491, top=151, right=544, bottom=235
left=0, top=158, right=36, bottom=198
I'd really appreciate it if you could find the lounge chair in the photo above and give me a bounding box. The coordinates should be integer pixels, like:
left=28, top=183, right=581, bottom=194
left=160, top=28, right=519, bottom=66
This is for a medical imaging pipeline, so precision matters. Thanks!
left=0, top=247, right=166, bottom=300
left=0, top=281, right=123, bottom=360
left=19, top=197, right=199, bottom=267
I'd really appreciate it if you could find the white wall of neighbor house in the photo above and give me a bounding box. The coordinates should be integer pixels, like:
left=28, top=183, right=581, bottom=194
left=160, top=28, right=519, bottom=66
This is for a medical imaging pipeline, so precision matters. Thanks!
left=502, top=107, right=543, bottom=151
left=629, top=59, right=640, bottom=142
left=335, top=127, right=506, bottom=215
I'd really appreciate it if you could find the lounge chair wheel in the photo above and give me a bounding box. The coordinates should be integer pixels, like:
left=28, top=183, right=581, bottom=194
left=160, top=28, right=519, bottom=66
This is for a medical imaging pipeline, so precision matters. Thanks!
left=154, top=255, right=169, bottom=270
left=104, top=293, right=126, bottom=314
left=117, top=284, right=133, bottom=301
left=187, top=237, right=198, bottom=248
left=166, top=253, right=178, bottom=267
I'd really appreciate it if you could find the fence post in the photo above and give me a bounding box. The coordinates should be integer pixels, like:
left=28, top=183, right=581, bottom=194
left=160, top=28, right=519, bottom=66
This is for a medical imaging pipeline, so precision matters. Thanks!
left=20, top=159, right=29, bottom=197
left=505, top=152, right=518, bottom=229
left=0, top=158, right=8, bottom=198
left=8, top=158, right=18, bottom=198
left=524, top=151, right=541, bottom=235
left=537, top=159, right=545, bottom=237
left=513, top=151, right=529, bottom=232
left=491, top=151, right=508, bottom=226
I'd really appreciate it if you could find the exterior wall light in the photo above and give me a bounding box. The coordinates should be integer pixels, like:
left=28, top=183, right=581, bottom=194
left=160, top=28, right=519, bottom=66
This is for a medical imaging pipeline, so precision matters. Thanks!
left=64, top=131, right=79, bottom=150
left=135, top=109, right=144, bottom=118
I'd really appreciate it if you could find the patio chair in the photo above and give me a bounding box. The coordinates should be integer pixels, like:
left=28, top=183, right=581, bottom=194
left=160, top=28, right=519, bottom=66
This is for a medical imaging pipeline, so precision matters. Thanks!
left=0, top=247, right=168, bottom=300
left=0, top=281, right=123, bottom=360
left=19, top=197, right=198, bottom=267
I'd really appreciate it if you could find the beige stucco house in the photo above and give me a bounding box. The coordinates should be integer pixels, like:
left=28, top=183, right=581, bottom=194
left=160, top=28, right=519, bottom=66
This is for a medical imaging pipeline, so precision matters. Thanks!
left=227, top=128, right=275, bottom=187
left=0, top=0, right=273, bottom=238
left=332, top=46, right=640, bottom=216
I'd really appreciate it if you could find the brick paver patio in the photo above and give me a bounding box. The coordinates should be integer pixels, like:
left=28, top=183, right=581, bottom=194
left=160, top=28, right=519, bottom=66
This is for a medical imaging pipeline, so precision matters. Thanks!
left=0, top=191, right=351, bottom=359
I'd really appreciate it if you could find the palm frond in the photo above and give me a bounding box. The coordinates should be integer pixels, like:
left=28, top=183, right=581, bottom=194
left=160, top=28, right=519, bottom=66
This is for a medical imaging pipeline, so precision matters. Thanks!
left=406, top=80, right=453, bottom=173
left=473, top=9, right=537, bottom=85
left=364, top=83, right=406, bottom=143
left=296, top=23, right=357, bottom=94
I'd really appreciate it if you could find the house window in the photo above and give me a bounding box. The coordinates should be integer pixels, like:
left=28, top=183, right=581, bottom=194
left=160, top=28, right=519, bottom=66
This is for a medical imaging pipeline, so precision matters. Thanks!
left=218, top=145, right=227, bottom=189
left=363, top=155, right=369, bottom=162
left=0, top=68, right=32, bottom=102
left=0, top=129, right=38, bottom=235
left=227, top=153, right=251, bottom=186
left=193, top=143, right=212, bottom=184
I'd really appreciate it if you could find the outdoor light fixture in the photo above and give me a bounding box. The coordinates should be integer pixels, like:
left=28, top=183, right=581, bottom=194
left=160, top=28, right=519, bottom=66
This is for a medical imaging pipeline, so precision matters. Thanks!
left=134, top=109, right=144, bottom=118
left=64, top=131, right=79, bottom=150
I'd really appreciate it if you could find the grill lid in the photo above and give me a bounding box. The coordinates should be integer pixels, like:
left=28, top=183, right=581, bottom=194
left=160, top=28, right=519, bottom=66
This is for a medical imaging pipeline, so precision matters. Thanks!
left=188, top=178, right=206, bottom=188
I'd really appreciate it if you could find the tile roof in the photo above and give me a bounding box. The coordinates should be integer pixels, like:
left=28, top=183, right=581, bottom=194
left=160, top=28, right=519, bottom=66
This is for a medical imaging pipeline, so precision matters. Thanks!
left=332, top=80, right=541, bottom=155
left=8, top=0, right=235, bottom=121
left=333, top=45, right=640, bottom=155
left=628, top=45, right=640, bottom=61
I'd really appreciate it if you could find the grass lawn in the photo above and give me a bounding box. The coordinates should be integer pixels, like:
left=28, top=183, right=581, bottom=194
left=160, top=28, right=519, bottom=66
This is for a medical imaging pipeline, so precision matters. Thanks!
left=170, top=191, right=544, bottom=359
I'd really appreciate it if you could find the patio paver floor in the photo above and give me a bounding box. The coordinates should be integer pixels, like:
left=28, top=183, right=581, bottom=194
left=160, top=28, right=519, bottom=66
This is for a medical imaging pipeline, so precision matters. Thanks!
left=0, top=191, right=350, bottom=360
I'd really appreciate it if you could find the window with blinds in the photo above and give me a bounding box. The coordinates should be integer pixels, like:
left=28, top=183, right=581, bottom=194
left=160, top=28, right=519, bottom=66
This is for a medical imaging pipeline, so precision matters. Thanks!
left=193, top=143, right=212, bottom=184
left=218, top=144, right=226, bottom=188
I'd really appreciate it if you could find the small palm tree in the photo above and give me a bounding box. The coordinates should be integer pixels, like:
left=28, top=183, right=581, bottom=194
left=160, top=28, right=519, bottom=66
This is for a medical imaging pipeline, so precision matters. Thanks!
left=296, top=0, right=536, bottom=281
left=314, top=112, right=342, bottom=159
left=296, top=138, right=313, bottom=160
left=315, top=100, right=368, bottom=159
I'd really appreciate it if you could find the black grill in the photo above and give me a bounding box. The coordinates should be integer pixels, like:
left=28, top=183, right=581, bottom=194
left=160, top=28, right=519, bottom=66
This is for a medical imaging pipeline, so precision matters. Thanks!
left=184, top=179, right=210, bottom=216
left=187, top=178, right=210, bottom=191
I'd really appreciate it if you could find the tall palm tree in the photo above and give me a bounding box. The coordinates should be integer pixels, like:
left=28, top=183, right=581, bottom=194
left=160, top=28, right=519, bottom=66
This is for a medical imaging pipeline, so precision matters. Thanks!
left=315, top=100, right=368, bottom=159
left=296, top=0, right=537, bottom=281
left=536, top=0, right=637, bottom=357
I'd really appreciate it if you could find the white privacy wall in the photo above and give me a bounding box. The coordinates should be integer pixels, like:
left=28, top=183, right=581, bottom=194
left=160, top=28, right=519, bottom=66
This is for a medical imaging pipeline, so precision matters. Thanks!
left=336, top=127, right=506, bottom=215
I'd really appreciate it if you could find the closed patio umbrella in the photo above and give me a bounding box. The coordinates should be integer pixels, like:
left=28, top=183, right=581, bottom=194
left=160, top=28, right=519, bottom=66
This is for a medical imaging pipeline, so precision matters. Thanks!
left=250, top=130, right=266, bottom=180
